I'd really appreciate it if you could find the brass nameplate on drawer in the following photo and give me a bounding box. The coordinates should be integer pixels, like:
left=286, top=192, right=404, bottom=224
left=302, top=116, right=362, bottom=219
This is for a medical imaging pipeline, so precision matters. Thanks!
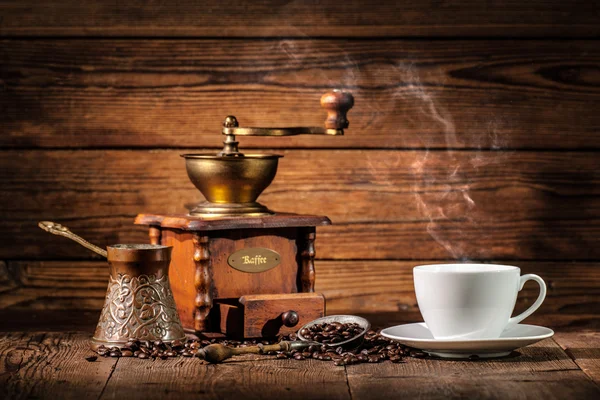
left=227, top=248, right=281, bottom=273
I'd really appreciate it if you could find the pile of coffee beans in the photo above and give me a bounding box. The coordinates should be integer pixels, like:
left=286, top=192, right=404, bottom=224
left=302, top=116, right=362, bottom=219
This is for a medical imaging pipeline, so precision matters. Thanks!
left=276, top=328, right=426, bottom=365
left=299, top=321, right=363, bottom=345
left=94, top=338, right=279, bottom=360
left=93, top=326, right=427, bottom=366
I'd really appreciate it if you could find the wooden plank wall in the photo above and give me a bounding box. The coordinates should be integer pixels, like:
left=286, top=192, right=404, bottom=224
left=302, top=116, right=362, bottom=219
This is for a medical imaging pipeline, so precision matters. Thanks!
left=1, top=1, right=599, bottom=330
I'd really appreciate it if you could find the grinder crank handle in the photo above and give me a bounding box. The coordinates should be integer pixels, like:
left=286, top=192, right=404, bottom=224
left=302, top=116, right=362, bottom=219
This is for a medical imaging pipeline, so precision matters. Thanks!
left=197, top=340, right=319, bottom=364
left=38, top=221, right=108, bottom=258
left=320, top=90, right=354, bottom=130
left=221, top=90, right=354, bottom=137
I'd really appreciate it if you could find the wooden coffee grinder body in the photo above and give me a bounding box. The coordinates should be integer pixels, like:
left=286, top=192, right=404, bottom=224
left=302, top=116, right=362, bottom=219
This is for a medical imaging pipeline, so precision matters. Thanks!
left=135, top=213, right=327, bottom=338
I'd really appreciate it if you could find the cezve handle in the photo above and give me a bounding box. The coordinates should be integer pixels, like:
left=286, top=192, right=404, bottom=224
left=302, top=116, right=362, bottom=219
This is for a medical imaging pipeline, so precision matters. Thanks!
left=506, top=274, right=547, bottom=330
left=38, top=221, right=108, bottom=258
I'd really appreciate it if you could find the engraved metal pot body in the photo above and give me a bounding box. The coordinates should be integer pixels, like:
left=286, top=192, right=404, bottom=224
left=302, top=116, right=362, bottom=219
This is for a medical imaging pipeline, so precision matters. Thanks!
left=91, top=244, right=186, bottom=350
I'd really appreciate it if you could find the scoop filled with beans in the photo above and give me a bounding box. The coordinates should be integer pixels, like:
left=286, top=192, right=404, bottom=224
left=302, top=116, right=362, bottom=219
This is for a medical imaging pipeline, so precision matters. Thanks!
left=298, top=321, right=364, bottom=345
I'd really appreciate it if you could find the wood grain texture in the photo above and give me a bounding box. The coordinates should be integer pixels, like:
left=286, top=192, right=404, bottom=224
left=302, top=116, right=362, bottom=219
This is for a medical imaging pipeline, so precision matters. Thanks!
left=2, top=149, right=598, bottom=260
left=101, top=355, right=350, bottom=400
left=0, top=332, right=117, bottom=400
left=2, top=260, right=598, bottom=330
left=1, top=331, right=598, bottom=400
left=1, top=1, right=598, bottom=37
left=346, top=339, right=600, bottom=400
left=554, top=331, right=600, bottom=387
left=2, top=39, right=600, bottom=149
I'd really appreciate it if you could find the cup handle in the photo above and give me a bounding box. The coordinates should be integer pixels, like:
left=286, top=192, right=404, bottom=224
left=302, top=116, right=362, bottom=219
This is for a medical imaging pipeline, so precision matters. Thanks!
left=506, top=274, right=547, bottom=330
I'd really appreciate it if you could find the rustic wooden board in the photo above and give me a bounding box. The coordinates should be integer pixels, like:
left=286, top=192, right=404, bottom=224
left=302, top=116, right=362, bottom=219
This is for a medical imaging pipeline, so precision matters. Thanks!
left=2, top=39, right=600, bottom=149
left=1, top=331, right=598, bottom=400
left=2, top=149, right=598, bottom=260
left=2, top=260, right=598, bottom=331
left=101, top=355, right=350, bottom=400
left=346, top=339, right=600, bottom=400
left=0, top=332, right=117, bottom=400
left=554, top=331, right=600, bottom=387
left=1, top=1, right=598, bottom=37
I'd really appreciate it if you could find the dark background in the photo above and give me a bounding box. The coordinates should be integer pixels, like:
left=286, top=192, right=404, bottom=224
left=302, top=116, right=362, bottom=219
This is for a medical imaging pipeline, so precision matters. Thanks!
left=0, top=1, right=599, bottom=330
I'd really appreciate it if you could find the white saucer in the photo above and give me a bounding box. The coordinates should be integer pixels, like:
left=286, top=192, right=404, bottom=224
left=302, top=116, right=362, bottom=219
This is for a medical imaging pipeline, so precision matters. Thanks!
left=380, top=323, right=554, bottom=359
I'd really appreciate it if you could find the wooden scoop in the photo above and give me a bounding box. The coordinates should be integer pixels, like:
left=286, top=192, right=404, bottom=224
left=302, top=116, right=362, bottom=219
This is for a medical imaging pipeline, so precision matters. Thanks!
left=196, top=340, right=320, bottom=364
left=197, top=315, right=370, bottom=363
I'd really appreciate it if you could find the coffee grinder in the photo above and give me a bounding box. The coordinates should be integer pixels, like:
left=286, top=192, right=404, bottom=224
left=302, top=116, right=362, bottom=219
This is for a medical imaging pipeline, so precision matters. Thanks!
left=135, top=90, right=354, bottom=338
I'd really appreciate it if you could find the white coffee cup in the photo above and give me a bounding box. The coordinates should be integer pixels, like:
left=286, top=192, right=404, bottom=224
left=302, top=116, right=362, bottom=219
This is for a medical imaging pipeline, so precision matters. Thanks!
left=414, top=264, right=546, bottom=340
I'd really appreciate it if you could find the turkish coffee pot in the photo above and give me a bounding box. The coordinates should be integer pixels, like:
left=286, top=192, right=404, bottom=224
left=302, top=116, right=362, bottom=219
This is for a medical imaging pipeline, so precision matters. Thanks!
left=38, top=221, right=186, bottom=350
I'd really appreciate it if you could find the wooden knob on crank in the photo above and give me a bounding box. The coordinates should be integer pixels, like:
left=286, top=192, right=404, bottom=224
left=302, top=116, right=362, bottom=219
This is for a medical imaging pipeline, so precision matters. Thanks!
left=321, top=90, right=354, bottom=130
left=281, top=310, right=299, bottom=327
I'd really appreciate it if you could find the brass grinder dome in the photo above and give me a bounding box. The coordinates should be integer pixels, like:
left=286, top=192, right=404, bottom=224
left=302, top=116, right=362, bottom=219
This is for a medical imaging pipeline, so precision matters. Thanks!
left=182, top=91, right=354, bottom=218
left=182, top=153, right=282, bottom=217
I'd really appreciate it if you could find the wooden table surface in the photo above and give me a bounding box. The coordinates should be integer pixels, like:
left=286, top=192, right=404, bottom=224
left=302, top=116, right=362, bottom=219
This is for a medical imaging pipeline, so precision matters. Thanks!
left=1, top=313, right=599, bottom=400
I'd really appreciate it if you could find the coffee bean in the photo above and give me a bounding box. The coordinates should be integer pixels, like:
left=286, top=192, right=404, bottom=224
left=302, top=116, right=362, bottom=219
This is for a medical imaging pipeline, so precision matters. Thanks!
left=276, top=353, right=288, bottom=359
left=293, top=353, right=304, bottom=360
left=390, top=355, right=403, bottom=363
left=109, top=351, right=120, bottom=357
left=85, top=355, right=98, bottom=362
left=138, top=352, right=149, bottom=359
left=410, top=351, right=427, bottom=359
left=121, top=350, right=133, bottom=357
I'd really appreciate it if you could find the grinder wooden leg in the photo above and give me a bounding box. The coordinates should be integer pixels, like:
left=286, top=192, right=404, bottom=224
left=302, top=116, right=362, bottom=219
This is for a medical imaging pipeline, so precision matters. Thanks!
left=193, top=233, right=213, bottom=332
left=148, top=226, right=162, bottom=245
left=299, top=227, right=316, bottom=292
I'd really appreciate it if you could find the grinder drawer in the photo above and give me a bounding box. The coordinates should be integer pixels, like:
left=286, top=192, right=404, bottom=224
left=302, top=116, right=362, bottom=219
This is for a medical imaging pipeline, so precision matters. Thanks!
left=214, top=293, right=325, bottom=338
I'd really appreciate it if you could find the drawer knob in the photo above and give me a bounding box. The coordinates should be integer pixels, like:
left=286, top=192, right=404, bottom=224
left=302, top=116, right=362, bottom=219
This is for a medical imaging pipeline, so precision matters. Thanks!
left=281, top=310, right=299, bottom=327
